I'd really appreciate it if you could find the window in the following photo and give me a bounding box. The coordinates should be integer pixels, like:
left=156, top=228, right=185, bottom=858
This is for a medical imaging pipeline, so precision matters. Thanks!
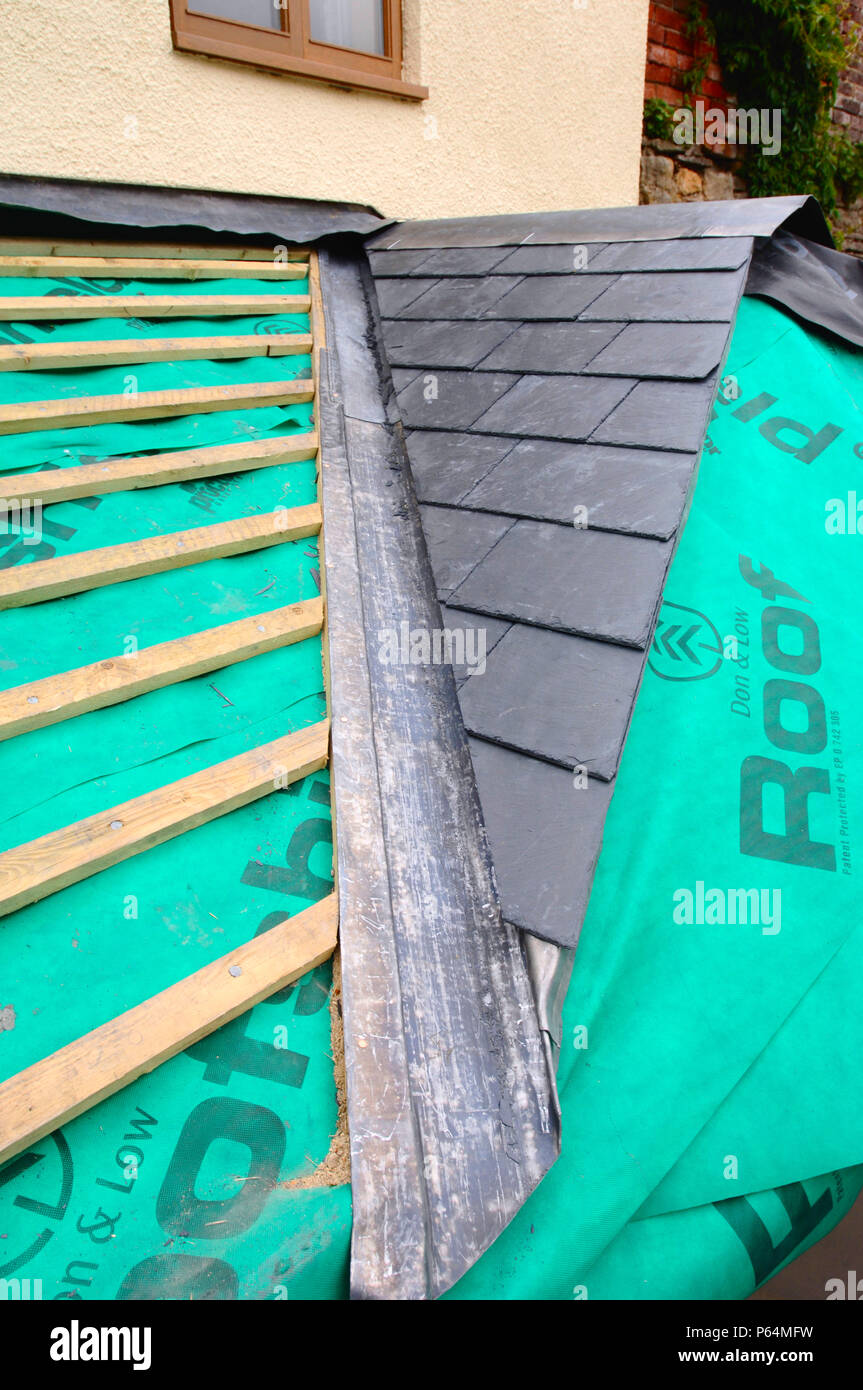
left=169, top=0, right=427, bottom=100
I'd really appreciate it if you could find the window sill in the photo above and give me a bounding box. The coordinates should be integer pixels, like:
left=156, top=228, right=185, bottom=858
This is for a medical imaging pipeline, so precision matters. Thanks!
left=172, top=31, right=428, bottom=101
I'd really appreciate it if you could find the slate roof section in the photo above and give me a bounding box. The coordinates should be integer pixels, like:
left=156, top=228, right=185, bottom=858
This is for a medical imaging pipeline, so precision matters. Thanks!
left=365, top=201, right=802, bottom=950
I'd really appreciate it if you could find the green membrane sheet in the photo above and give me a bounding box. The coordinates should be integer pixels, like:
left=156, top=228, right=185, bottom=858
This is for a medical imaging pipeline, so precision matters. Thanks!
left=0, top=275, right=351, bottom=1300
left=450, top=296, right=863, bottom=1300
left=9, top=278, right=861, bottom=1304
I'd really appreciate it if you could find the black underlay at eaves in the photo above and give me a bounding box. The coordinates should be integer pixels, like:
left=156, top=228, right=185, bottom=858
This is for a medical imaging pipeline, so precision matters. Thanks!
left=0, top=173, right=390, bottom=247
left=365, top=198, right=834, bottom=950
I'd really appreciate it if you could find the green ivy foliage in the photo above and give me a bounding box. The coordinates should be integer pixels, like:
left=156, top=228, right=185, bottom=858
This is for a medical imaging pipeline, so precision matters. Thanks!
left=701, top=0, right=863, bottom=218
left=644, top=96, right=677, bottom=140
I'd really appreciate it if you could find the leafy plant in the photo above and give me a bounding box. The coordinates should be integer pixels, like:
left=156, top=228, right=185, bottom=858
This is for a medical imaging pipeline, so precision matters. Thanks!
left=644, top=97, right=677, bottom=140
left=703, top=0, right=862, bottom=219
left=834, top=128, right=863, bottom=201
left=681, top=0, right=715, bottom=99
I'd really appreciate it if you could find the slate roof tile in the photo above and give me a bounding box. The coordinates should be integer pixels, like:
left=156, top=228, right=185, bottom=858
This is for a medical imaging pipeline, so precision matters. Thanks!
left=468, top=737, right=613, bottom=948
left=418, top=504, right=514, bottom=600
left=579, top=269, right=747, bottom=322
left=491, top=243, right=611, bottom=274
left=367, top=248, right=435, bottom=276
left=460, top=438, right=695, bottom=540
left=591, top=378, right=720, bottom=452
left=394, top=368, right=520, bottom=430
left=585, top=321, right=730, bottom=379
left=403, top=247, right=516, bottom=276
left=459, top=622, right=644, bottom=779
left=472, top=373, right=636, bottom=439
left=485, top=274, right=619, bottom=320
left=405, top=430, right=517, bottom=505
left=381, top=318, right=516, bottom=368
left=396, top=276, right=523, bottom=319
left=374, top=276, right=441, bottom=317
left=390, top=367, right=422, bottom=393
left=439, top=605, right=511, bottom=687
left=477, top=321, right=623, bottom=374
left=449, top=518, right=671, bottom=648
left=365, top=204, right=763, bottom=948
left=588, top=237, right=751, bottom=273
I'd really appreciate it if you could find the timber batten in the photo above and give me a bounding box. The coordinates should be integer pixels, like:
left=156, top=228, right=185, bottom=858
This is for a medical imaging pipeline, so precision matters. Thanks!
left=0, top=505, right=322, bottom=608
left=0, top=234, right=338, bottom=1189
left=0, top=893, right=338, bottom=1168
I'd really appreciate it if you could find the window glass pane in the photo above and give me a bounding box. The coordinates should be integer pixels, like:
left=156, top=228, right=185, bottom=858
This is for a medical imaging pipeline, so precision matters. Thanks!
left=308, top=0, right=385, bottom=55
left=190, top=0, right=282, bottom=30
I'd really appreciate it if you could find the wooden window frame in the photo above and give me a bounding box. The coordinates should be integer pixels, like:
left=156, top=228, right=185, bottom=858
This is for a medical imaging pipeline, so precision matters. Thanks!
left=169, top=0, right=427, bottom=100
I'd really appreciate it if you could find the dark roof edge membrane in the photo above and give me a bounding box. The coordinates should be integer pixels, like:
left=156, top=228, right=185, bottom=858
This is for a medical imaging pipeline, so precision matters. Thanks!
left=366, top=194, right=833, bottom=250
left=0, top=171, right=392, bottom=246
left=746, top=229, right=863, bottom=350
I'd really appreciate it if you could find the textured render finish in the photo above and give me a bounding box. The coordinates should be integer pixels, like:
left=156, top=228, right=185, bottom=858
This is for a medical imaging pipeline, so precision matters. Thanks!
left=0, top=0, right=650, bottom=221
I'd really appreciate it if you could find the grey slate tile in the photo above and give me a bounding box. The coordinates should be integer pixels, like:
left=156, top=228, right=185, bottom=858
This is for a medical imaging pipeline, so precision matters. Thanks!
left=397, top=276, right=523, bottom=319
left=381, top=318, right=516, bottom=369
left=579, top=269, right=746, bottom=322
left=405, top=431, right=516, bottom=505
left=459, top=622, right=643, bottom=779
left=468, top=737, right=613, bottom=947
left=588, top=237, right=751, bottom=273
left=487, top=274, right=618, bottom=320
left=591, top=378, right=717, bottom=453
left=439, top=605, right=511, bottom=686
left=367, top=248, right=433, bottom=276
left=418, top=504, right=514, bottom=600
left=461, top=439, right=695, bottom=540
left=405, top=247, right=515, bottom=276
left=491, top=243, right=611, bottom=274
left=374, top=277, right=441, bottom=317
left=585, top=321, right=730, bottom=379
left=478, top=321, right=622, bottom=374
left=471, top=373, right=635, bottom=440
left=394, top=368, right=520, bottom=430
left=391, top=367, right=422, bottom=394
left=450, top=520, right=671, bottom=648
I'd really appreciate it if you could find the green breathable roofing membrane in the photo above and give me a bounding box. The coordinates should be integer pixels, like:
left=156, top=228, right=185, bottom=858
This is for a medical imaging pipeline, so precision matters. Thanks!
left=0, top=272, right=351, bottom=1300
left=3, top=274, right=862, bottom=1301
left=447, top=294, right=863, bottom=1299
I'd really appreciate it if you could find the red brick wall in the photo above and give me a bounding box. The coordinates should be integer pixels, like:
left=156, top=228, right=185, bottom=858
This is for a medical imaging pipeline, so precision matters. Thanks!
left=836, top=1, right=863, bottom=140
left=645, top=0, right=730, bottom=109
left=647, top=1, right=863, bottom=135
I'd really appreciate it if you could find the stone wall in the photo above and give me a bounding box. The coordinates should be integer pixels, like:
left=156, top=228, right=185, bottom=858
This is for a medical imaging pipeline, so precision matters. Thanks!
left=641, top=0, right=863, bottom=254
left=836, top=1, right=863, bottom=140
left=640, top=138, right=744, bottom=205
